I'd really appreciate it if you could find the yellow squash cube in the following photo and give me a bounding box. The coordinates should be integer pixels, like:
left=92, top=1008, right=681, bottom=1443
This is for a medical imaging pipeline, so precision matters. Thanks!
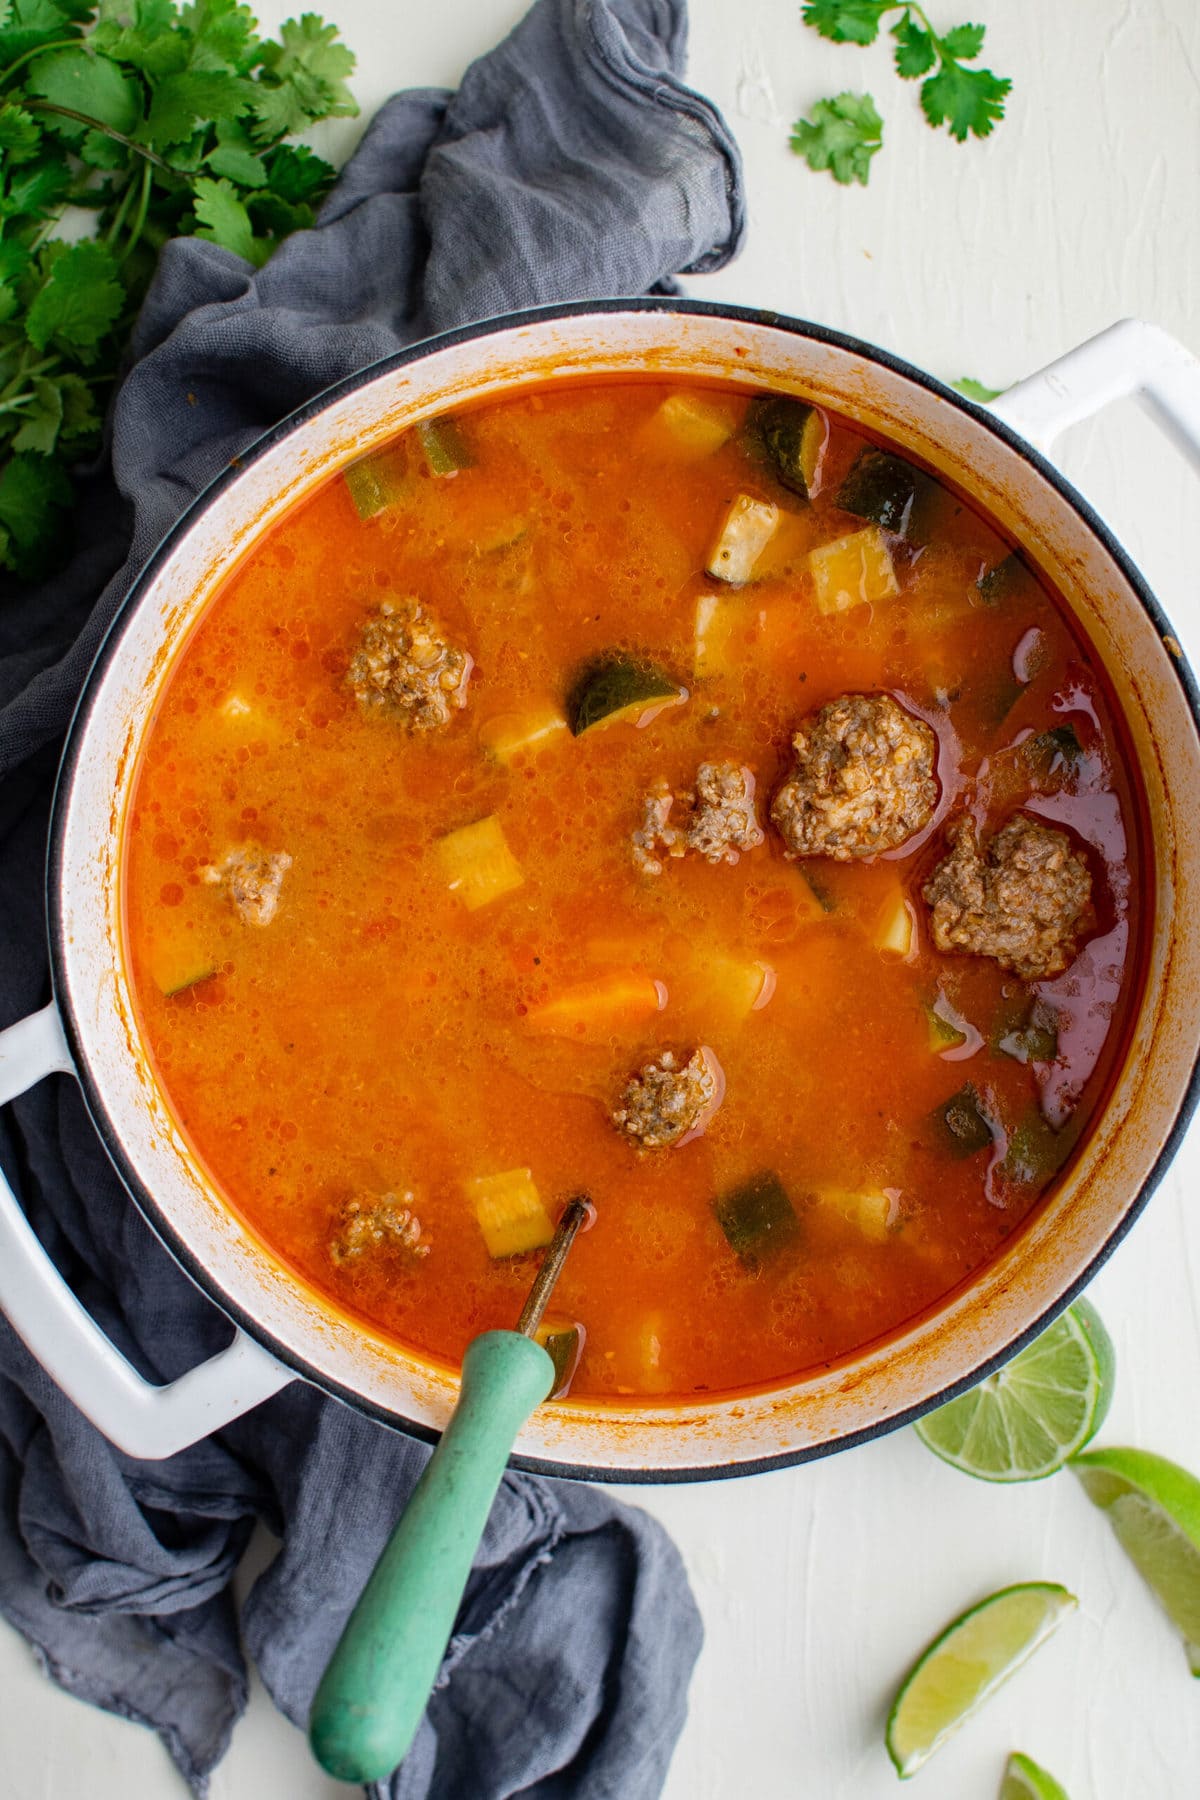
left=808, top=525, right=899, bottom=615
left=467, top=1168, right=555, bottom=1259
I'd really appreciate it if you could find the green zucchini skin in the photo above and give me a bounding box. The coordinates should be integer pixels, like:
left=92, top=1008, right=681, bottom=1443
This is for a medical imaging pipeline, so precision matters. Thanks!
left=344, top=450, right=406, bottom=519
left=933, top=1084, right=994, bottom=1158
left=418, top=415, right=475, bottom=476
left=978, top=552, right=1037, bottom=605
left=836, top=448, right=921, bottom=534
left=1026, top=723, right=1083, bottom=775
left=746, top=396, right=827, bottom=498
left=714, top=1170, right=800, bottom=1266
left=565, top=652, right=683, bottom=736
left=1002, top=1110, right=1072, bottom=1186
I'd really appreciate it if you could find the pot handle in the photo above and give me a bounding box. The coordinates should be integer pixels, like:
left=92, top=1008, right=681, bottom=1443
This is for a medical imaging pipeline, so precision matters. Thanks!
left=0, top=1001, right=292, bottom=1460
left=989, top=317, right=1200, bottom=473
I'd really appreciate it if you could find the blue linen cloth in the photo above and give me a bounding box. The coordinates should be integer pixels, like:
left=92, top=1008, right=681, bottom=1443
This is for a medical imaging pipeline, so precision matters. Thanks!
left=0, top=0, right=744, bottom=1793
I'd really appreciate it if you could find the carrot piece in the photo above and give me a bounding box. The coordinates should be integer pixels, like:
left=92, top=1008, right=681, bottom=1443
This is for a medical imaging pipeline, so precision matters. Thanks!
left=523, top=972, right=667, bottom=1039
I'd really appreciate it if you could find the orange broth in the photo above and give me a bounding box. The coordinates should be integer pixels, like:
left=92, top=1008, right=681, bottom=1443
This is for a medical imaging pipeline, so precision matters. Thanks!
left=122, top=380, right=1147, bottom=1400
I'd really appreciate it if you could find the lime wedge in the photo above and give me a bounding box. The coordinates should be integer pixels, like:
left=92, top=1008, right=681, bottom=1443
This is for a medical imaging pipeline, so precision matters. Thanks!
left=1072, top=1446, right=1200, bottom=1674
left=915, top=1298, right=1115, bottom=1480
left=1001, top=1750, right=1071, bottom=1799
left=886, top=1582, right=1077, bottom=1778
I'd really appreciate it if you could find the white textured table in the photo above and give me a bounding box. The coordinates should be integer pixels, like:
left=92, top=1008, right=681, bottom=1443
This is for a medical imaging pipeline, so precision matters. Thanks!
left=2, top=3, right=1199, bottom=1795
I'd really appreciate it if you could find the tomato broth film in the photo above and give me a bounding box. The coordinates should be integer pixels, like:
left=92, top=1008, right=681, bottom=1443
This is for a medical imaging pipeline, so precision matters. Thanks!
left=122, top=381, right=1146, bottom=1401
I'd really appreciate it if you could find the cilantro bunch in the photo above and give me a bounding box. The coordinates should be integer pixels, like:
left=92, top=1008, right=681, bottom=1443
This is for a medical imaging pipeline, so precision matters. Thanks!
left=0, top=0, right=358, bottom=579
left=792, top=2, right=1011, bottom=186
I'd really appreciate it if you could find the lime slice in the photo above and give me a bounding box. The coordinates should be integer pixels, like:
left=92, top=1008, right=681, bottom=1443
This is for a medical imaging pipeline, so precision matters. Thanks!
left=914, top=1298, right=1115, bottom=1480
left=886, top=1582, right=1077, bottom=1778
left=1001, top=1750, right=1071, bottom=1799
left=1072, top=1446, right=1200, bottom=1674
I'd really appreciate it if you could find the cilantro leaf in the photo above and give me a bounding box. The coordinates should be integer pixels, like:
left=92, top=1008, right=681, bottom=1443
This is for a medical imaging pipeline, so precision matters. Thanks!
left=92, top=0, right=190, bottom=75
left=248, top=76, right=308, bottom=142
left=11, top=374, right=62, bottom=453
left=0, top=0, right=89, bottom=67
left=56, top=370, right=99, bottom=444
left=790, top=90, right=883, bottom=186
left=940, top=21, right=986, bottom=58
left=179, top=0, right=262, bottom=76
left=25, top=46, right=142, bottom=141
left=953, top=376, right=1004, bottom=403
left=0, top=0, right=359, bottom=581
left=261, top=140, right=333, bottom=203
left=921, top=59, right=1010, bottom=139
left=79, top=122, right=127, bottom=165
left=251, top=12, right=356, bottom=140
left=0, top=450, right=71, bottom=569
left=892, top=15, right=936, bottom=78
left=0, top=101, right=42, bottom=162
left=800, top=0, right=887, bottom=46
left=2, top=154, right=72, bottom=220
left=143, top=69, right=253, bottom=143
left=265, top=13, right=355, bottom=92
left=24, top=238, right=125, bottom=353
left=192, top=173, right=269, bottom=264
left=205, top=139, right=266, bottom=186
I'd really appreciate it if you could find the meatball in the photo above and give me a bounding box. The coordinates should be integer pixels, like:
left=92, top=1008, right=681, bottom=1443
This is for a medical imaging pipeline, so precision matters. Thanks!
left=770, top=693, right=937, bottom=861
left=329, top=1193, right=430, bottom=1267
left=611, top=1047, right=725, bottom=1149
left=347, top=597, right=472, bottom=729
left=632, top=761, right=764, bottom=876
left=923, top=814, right=1092, bottom=979
left=203, top=846, right=292, bottom=925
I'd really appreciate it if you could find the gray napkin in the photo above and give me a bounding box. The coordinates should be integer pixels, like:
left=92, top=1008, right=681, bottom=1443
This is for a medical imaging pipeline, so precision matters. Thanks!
left=0, top=0, right=744, bottom=1794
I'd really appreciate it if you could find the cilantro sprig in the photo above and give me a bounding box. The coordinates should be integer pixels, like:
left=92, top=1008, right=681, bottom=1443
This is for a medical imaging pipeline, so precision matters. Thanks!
left=0, top=0, right=358, bottom=580
left=792, top=2, right=1010, bottom=184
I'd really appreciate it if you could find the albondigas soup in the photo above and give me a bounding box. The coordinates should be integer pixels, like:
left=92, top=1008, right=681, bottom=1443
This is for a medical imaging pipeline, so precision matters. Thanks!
left=123, top=380, right=1147, bottom=1400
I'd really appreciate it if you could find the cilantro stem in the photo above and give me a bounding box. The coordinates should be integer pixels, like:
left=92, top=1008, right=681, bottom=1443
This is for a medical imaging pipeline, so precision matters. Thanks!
left=22, top=100, right=174, bottom=172
left=105, top=170, right=137, bottom=248
left=0, top=38, right=83, bottom=91
left=0, top=355, right=56, bottom=402
left=120, top=158, right=153, bottom=265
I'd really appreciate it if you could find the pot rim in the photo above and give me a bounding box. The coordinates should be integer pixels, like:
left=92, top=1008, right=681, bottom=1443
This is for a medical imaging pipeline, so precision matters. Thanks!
left=46, top=297, right=1200, bottom=1482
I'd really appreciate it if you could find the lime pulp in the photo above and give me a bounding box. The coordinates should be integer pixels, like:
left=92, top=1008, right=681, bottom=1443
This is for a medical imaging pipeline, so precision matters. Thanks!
left=915, top=1298, right=1115, bottom=1481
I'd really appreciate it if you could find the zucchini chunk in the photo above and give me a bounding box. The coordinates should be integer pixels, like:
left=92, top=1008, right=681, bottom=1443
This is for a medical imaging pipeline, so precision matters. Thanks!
left=746, top=395, right=829, bottom=498
left=925, top=994, right=968, bottom=1055
left=154, top=951, right=217, bottom=999
left=566, top=652, right=687, bottom=735
left=480, top=707, right=568, bottom=764
left=466, top=1167, right=555, bottom=1259
left=933, top=1084, right=994, bottom=1158
left=998, top=1000, right=1060, bottom=1065
left=818, top=1186, right=898, bottom=1241
left=715, top=1169, right=800, bottom=1267
left=692, top=593, right=746, bottom=678
left=978, top=552, right=1037, bottom=605
left=807, top=524, right=899, bottom=615
left=437, top=815, right=524, bottom=911
left=645, top=392, right=736, bottom=460
left=416, top=415, right=474, bottom=476
left=344, top=447, right=406, bottom=519
left=836, top=448, right=921, bottom=535
left=688, top=952, right=776, bottom=1022
left=705, top=493, right=780, bottom=584
left=1002, top=1110, right=1071, bottom=1186
left=1025, top=723, right=1083, bottom=777
left=534, top=1315, right=585, bottom=1396
left=874, top=887, right=915, bottom=958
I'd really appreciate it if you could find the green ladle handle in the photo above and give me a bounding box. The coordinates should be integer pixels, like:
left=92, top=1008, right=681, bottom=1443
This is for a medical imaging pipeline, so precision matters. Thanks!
left=308, top=1329, right=554, bottom=1785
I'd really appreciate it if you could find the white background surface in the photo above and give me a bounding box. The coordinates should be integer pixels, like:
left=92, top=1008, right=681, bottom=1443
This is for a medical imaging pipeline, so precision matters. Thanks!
left=2, top=2, right=1199, bottom=1796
